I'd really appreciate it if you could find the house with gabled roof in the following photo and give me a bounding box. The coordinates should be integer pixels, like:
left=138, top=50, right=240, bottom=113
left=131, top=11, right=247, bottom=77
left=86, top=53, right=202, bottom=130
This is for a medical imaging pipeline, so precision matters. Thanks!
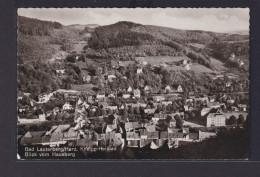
left=147, top=131, right=159, bottom=140
left=126, top=132, right=140, bottom=148
left=20, top=131, right=46, bottom=146
left=198, top=130, right=216, bottom=141
left=140, top=139, right=152, bottom=148
left=127, top=86, right=133, bottom=93
left=63, top=127, right=79, bottom=141
left=125, top=122, right=142, bottom=132
left=172, top=85, right=183, bottom=93
left=106, top=124, right=117, bottom=133
left=150, top=140, right=160, bottom=149
left=48, top=124, right=70, bottom=146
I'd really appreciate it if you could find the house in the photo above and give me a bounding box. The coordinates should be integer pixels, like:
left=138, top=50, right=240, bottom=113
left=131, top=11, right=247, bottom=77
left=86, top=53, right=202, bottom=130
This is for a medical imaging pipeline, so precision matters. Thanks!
left=122, top=93, right=131, bottom=99
left=207, top=102, right=225, bottom=109
left=162, top=101, right=172, bottom=106
left=38, top=93, right=54, bottom=103
left=169, top=119, right=176, bottom=128
left=107, top=75, right=116, bottom=82
left=226, top=82, right=232, bottom=87
left=96, top=93, right=105, bottom=100
left=150, top=140, right=160, bottom=149
left=82, top=74, right=91, bottom=83
left=184, top=64, right=191, bottom=70
left=168, top=132, right=186, bottom=148
left=49, top=124, right=71, bottom=146
left=206, top=110, right=226, bottom=127
left=208, top=96, right=216, bottom=103
left=106, top=132, right=124, bottom=147
left=140, top=139, right=152, bottom=148
left=168, top=127, right=181, bottom=133
left=227, top=99, right=235, bottom=104
left=153, top=95, right=165, bottom=102
left=145, top=124, right=156, bottom=132
left=172, top=85, right=183, bottom=93
left=238, top=104, right=248, bottom=112
left=147, top=131, right=159, bottom=140
left=107, top=106, right=118, bottom=111
left=164, top=85, right=171, bottom=92
left=108, top=93, right=116, bottom=98
left=159, top=131, right=168, bottom=140
left=201, top=107, right=212, bottom=116
left=56, top=69, right=65, bottom=75
left=182, top=127, right=190, bottom=134
left=125, top=122, right=142, bottom=132
left=198, top=130, right=216, bottom=141
left=20, top=131, right=46, bottom=146
left=126, top=132, right=140, bottom=141
left=231, top=106, right=239, bottom=112
left=143, top=85, right=149, bottom=92
left=184, top=105, right=195, bottom=112
left=194, top=96, right=209, bottom=103
left=189, top=132, right=199, bottom=141
left=133, top=89, right=141, bottom=98
left=18, top=114, right=46, bottom=124
left=137, top=68, right=143, bottom=74
left=106, top=124, right=117, bottom=133
left=62, top=102, right=73, bottom=110
left=98, top=101, right=108, bottom=109
left=63, top=127, right=79, bottom=141
left=127, top=86, right=133, bottom=93
left=126, top=132, right=140, bottom=147
left=152, top=113, right=167, bottom=123
left=144, top=108, right=157, bottom=114
left=127, top=140, right=139, bottom=147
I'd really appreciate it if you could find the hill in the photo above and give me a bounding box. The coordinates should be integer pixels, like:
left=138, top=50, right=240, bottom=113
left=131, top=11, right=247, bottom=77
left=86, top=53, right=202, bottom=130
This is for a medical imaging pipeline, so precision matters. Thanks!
left=17, top=17, right=250, bottom=97
left=86, top=21, right=249, bottom=71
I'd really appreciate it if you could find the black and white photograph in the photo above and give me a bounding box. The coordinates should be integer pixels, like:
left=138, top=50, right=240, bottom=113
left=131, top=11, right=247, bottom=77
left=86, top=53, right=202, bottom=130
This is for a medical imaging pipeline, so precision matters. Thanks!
left=17, top=8, right=250, bottom=160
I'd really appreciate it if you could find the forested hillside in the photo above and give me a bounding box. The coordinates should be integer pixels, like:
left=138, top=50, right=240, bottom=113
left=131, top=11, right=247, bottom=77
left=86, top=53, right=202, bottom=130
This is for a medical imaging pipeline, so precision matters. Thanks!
left=17, top=16, right=250, bottom=97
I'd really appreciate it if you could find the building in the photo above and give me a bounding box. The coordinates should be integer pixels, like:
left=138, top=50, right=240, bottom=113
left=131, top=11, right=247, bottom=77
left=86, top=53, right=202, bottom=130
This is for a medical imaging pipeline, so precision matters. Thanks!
left=201, top=107, right=212, bottom=116
left=133, top=89, right=141, bottom=98
left=122, top=93, right=131, bottom=99
left=62, top=102, right=73, bottom=110
left=206, top=110, right=226, bottom=127
left=18, top=114, right=46, bottom=124
left=137, top=68, right=143, bottom=74
left=198, top=131, right=216, bottom=141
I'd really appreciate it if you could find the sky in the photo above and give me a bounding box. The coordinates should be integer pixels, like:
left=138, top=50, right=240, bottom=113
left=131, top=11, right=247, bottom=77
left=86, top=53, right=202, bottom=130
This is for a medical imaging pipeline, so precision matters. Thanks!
left=18, top=8, right=249, bottom=33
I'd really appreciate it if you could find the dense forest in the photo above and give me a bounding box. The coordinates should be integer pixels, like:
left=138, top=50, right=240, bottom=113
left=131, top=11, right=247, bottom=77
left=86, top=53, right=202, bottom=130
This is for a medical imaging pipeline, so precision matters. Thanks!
left=18, top=16, right=62, bottom=36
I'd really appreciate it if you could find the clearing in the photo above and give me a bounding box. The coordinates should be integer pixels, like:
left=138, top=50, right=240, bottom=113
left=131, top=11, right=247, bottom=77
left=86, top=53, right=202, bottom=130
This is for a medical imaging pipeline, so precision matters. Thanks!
left=71, top=84, right=96, bottom=95
left=137, top=56, right=214, bottom=74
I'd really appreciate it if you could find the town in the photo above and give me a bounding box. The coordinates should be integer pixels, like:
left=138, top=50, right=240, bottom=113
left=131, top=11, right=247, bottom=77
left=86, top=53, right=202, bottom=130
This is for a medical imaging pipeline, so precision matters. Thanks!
left=17, top=14, right=250, bottom=159
left=17, top=57, right=249, bottom=157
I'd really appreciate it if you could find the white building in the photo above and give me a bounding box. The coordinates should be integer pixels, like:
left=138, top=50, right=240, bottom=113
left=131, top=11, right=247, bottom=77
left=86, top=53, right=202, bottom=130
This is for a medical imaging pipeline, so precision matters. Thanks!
left=206, top=111, right=226, bottom=127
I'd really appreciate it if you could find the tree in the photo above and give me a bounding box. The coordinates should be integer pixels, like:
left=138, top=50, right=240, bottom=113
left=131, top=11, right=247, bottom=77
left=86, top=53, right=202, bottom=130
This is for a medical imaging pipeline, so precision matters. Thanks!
left=176, top=117, right=184, bottom=128
left=184, top=114, right=189, bottom=120
left=237, top=114, right=245, bottom=124
left=228, top=115, right=237, bottom=125
left=191, top=112, right=196, bottom=119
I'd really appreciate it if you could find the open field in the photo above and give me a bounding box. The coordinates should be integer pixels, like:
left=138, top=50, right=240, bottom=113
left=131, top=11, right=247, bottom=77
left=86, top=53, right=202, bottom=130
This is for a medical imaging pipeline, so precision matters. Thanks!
left=137, top=56, right=214, bottom=74
left=71, top=84, right=96, bottom=95
left=188, top=43, right=206, bottom=49
left=209, top=57, right=227, bottom=71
